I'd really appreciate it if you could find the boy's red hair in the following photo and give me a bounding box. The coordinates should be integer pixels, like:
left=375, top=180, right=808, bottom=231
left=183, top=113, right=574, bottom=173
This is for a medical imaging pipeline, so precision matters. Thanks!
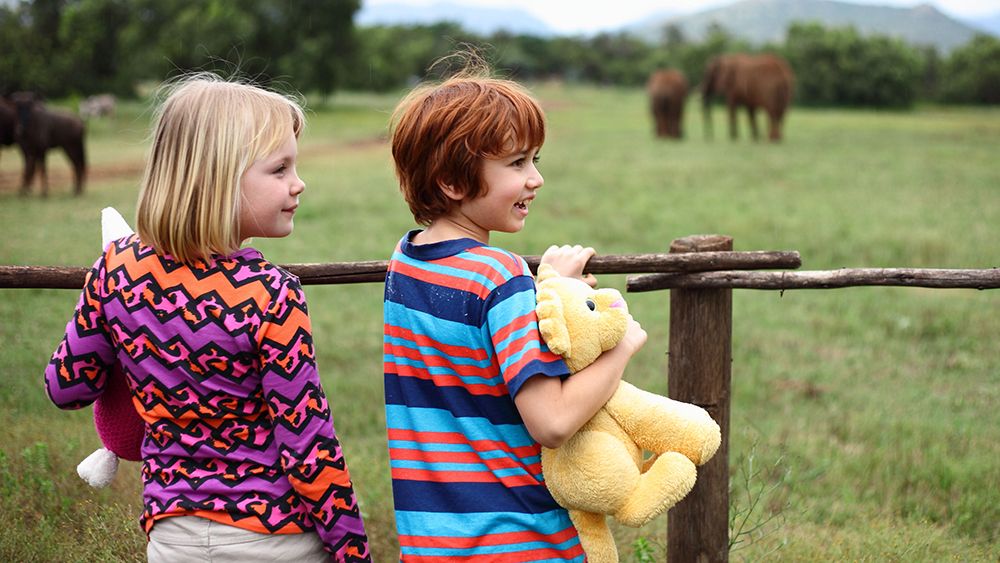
left=390, top=75, right=546, bottom=225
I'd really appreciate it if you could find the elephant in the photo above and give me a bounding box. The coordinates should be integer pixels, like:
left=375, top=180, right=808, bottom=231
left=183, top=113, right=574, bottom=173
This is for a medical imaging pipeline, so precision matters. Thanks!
left=647, top=69, right=688, bottom=139
left=701, top=53, right=794, bottom=142
left=11, top=91, right=87, bottom=196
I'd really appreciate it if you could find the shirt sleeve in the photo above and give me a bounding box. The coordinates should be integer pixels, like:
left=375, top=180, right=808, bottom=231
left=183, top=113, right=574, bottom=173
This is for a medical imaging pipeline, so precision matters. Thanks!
left=484, top=271, right=570, bottom=398
left=258, top=276, right=370, bottom=561
left=44, top=252, right=116, bottom=409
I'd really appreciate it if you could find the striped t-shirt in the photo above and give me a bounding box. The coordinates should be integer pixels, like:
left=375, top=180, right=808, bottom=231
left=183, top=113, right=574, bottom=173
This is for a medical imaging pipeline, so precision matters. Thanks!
left=383, top=230, right=585, bottom=562
left=45, top=234, right=370, bottom=561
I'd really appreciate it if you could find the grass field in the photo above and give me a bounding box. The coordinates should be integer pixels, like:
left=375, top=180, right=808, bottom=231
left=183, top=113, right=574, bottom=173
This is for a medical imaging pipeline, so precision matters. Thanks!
left=1, top=85, right=998, bottom=562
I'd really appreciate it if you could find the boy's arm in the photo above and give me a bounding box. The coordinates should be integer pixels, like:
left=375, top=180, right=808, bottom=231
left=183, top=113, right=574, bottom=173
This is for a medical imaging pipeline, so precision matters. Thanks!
left=514, top=317, right=646, bottom=448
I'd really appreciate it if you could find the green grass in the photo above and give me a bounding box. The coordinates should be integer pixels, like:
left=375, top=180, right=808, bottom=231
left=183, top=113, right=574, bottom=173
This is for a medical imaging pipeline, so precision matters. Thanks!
left=1, top=85, right=998, bottom=561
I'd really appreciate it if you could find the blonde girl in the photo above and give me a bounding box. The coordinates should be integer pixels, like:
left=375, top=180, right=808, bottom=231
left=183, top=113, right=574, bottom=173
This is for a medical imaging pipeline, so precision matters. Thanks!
left=45, top=75, right=370, bottom=562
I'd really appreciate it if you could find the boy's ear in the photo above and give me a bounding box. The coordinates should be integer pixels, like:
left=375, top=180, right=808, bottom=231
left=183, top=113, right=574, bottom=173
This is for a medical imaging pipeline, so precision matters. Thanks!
left=439, top=180, right=464, bottom=201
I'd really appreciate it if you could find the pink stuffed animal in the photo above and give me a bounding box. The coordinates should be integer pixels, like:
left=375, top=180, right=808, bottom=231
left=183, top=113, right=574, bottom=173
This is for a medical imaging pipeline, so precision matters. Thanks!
left=76, top=208, right=144, bottom=487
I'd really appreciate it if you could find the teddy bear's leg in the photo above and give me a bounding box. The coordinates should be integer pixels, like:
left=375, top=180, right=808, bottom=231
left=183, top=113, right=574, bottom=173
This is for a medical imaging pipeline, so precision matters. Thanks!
left=543, top=428, right=640, bottom=515
left=605, top=381, right=721, bottom=465
left=614, top=451, right=697, bottom=527
left=568, top=509, right=619, bottom=563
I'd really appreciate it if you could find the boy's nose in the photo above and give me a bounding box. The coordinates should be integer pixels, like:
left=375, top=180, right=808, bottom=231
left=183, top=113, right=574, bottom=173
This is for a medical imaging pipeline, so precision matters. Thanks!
left=528, top=168, right=544, bottom=189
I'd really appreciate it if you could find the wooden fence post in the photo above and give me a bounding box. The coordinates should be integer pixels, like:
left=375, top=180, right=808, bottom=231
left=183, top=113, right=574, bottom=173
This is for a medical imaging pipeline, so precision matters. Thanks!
left=667, top=235, right=733, bottom=563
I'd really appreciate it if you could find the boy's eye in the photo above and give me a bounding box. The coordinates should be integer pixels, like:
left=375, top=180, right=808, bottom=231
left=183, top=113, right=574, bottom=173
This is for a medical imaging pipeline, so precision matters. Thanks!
left=273, top=164, right=287, bottom=174
left=532, top=154, right=541, bottom=164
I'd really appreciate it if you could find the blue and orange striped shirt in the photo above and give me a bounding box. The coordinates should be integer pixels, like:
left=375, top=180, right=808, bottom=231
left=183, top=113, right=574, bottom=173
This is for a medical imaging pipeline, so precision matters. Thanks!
left=383, top=231, right=585, bottom=562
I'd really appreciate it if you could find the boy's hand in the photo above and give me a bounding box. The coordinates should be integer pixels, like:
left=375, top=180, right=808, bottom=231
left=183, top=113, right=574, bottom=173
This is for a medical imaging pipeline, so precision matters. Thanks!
left=540, top=244, right=597, bottom=287
left=616, top=316, right=648, bottom=358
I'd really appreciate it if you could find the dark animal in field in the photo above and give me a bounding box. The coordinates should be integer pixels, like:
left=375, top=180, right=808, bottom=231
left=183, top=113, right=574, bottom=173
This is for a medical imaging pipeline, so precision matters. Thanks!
left=1, top=98, right=15, bottom=165
left=701, top=53, right=794, bottom=142
left=647, top=69, right=688, bottom=139
left=11, top=91, right=87, bottom=196
left=79, top=94, right=116, bottom=119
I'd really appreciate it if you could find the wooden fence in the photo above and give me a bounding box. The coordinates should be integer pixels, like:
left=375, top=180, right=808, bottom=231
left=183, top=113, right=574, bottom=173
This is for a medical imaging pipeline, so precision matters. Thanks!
left=2, top=233, right=998, bottom=562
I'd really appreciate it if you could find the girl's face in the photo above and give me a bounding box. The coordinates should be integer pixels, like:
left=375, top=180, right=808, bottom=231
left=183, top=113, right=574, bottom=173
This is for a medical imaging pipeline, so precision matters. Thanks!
left=442, top=146, right=543, bottom=244
left=237, top=130, right=304, bottom=242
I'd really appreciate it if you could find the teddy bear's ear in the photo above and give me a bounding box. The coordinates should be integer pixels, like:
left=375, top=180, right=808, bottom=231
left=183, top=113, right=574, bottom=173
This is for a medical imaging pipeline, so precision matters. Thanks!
left=536, top=287, right=571, bottom=356
left=536, top=263, right=560, bottom=284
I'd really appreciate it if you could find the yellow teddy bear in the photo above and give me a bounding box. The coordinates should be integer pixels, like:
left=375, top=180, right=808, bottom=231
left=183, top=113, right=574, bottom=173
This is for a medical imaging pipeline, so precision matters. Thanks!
left=535, top=264, right=721, bottom=563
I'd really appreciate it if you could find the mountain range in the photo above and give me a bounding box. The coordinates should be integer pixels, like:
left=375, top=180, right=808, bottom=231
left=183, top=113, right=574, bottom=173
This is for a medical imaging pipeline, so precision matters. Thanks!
left=357, top=0, right=999, bottom=53
left=627, top=0, right=987, bottom=52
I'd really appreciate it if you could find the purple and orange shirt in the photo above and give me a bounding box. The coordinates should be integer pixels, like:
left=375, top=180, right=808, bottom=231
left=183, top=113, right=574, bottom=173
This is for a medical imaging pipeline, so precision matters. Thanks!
left=383, top=230, right=585, bottom=562
left=45, top=234, right=370, bottom=561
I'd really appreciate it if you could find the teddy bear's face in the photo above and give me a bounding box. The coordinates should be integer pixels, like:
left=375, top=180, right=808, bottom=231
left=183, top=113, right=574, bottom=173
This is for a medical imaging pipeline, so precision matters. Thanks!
left=536, top=268, right=629, bottom=373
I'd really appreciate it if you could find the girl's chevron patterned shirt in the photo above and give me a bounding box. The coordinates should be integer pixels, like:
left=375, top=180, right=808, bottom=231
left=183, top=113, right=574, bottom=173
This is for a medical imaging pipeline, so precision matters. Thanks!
left=45, top=235, right=370, bottom=561
left=383, top=230, right=586, bottom=562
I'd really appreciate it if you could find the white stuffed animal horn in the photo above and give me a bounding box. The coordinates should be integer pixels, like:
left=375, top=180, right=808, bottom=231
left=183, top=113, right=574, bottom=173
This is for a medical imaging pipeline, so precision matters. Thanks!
left=76, top=208, right=144, bottom=488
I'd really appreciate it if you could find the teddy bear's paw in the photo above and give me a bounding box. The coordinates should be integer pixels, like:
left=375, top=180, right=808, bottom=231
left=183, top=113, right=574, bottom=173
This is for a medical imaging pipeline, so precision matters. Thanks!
left=614, top=452, right=696, bottom=527
left=697, top=422, right=722, bottom=466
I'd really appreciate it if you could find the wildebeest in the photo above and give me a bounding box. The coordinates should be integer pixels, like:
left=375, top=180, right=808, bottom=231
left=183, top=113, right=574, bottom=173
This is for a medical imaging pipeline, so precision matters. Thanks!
left=79, top=94, right=116, bottom=119
left=11, top=91, right=87, bottom=196
left=0, top=97, right=15, bottom=162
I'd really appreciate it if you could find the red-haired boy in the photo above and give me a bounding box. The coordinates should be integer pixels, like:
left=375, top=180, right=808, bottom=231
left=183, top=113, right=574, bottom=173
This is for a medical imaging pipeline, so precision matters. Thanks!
left=383, top=67, right=647, bottom=561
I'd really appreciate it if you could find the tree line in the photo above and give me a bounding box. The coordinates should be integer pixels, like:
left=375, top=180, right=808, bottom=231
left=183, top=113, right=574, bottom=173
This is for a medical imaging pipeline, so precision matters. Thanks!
left=1, top=0, right=997, bottom=106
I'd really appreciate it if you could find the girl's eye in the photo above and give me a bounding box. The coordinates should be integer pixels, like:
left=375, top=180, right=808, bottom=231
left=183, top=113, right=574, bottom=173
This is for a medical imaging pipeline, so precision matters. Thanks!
left=532, top=154, right=541, bottom=164
left=274, top=164, right=287, bottom=174
left=512, top=158, right=525, bottom=167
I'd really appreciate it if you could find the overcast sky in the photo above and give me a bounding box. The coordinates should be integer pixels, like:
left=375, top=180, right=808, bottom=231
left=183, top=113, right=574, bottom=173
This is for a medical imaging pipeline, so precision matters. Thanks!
left=364, top=0, right=1000, bottom=34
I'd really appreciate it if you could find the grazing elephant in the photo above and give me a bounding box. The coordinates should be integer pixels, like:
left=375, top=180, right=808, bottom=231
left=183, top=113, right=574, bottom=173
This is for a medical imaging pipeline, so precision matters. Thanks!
left=647, top=69, right=688, bottom=139
left=11, top=91, right=87, bottom=196
left=702, top=53, right=794, bottom=142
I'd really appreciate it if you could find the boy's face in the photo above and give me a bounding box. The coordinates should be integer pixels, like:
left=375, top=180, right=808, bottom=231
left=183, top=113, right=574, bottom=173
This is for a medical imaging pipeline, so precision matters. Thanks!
left=446, top=146, right=543, bottom=243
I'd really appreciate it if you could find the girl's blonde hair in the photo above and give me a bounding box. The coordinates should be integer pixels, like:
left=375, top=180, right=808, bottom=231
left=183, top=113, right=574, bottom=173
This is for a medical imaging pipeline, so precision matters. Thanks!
left=136, top=74, right=305, bottom=263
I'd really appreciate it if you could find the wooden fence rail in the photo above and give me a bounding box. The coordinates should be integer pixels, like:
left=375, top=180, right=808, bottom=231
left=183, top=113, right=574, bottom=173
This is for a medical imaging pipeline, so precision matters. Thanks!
left=0, top=251, right=801, bottom=289
left=2, top=236, right=997, bottom=562
left=629, top=267, right=1000, bottom=292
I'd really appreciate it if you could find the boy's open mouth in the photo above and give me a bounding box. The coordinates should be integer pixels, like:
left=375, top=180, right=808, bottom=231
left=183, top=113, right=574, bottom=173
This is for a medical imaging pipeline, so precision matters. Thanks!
left=514, top=199, right=531, bottom=211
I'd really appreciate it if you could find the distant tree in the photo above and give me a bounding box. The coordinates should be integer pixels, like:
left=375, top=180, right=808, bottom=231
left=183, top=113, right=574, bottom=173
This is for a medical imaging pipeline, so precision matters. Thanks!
left=918, top=46, right=942, bottom=101
left=678, top=24, right=743, bottom=89
left=939, top=35, right=1000, bottom=104
left=784, top=23, right=921, bottom=107
left=580, top=32, right=653, bottom=86
left=346, top=22, right=478, bottom=91
left=0, top=5, right=29, bottom=94
left=59, top=0, right=135, bottom=95
left=117, top=0, right=257, bottom=82
left=661, top=24, right=686, bottom=49
left=1, top=0, right=68, bottom=95
left=271, top=0, right=360, bottom=98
